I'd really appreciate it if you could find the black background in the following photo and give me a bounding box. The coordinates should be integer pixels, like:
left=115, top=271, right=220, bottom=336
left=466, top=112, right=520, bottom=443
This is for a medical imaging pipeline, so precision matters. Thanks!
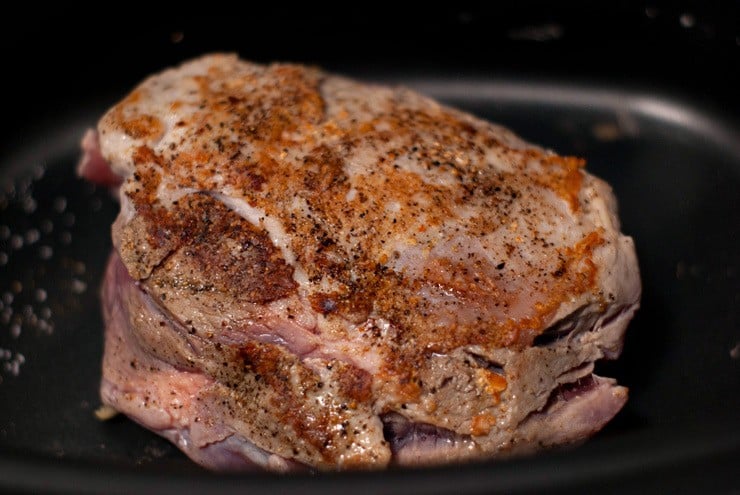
left=2, top=1, right=738, bottom=132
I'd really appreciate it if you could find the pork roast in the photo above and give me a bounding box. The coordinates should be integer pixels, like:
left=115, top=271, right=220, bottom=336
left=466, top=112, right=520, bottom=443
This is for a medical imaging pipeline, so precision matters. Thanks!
left=79, top=54, right=641, bottom=471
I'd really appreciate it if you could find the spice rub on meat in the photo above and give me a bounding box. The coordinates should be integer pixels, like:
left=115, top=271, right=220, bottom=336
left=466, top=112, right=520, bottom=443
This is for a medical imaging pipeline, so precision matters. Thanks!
left=79, top=54, right=641, bottom=471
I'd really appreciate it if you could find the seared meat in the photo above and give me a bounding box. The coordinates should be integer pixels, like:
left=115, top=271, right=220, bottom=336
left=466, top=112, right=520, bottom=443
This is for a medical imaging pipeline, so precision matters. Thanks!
left=83, top=54, right=640, bottom=471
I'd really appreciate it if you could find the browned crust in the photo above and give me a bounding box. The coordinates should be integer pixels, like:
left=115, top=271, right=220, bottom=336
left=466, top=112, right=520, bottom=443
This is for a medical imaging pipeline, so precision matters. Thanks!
left=109, top=61, right=602, bottom=350
left=231, top=341, right=385, bottom=466
left=102, top=58, right=617, bottom=455
left=120, top=176, right=297, bottom=303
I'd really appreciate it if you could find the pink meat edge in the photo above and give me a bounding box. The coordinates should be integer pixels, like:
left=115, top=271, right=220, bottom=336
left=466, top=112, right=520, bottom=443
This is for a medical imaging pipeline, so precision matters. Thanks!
left=77, top=128, right=122, bottom=188
left=514, top=375, right=628, bottom=451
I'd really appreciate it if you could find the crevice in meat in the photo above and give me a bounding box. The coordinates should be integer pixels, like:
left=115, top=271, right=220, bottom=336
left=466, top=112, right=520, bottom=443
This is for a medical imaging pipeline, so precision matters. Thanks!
left=77, top=129, right=123, bottom=189
left=381, top=413, right=477, bottom=466
left=532, top=306, right=591, bottom=347
left=511, top=374, right=627, bottom=453
left=532, top=320, right=578, bottom=347
left=464, top=351, right=506, bottom=377
left=555, top=361, right=594, bottom=382
left=543, top=375, right=600, bottom=409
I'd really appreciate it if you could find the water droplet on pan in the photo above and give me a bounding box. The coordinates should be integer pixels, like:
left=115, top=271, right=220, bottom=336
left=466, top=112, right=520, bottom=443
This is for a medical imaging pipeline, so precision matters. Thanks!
left=32, top=165, right=45, bottom=180
left=9, top=323, right=21, bottom=339
left=24, top=228, right=40, bottom=244
left=22, top=196, right=37, bottom=214
left=9, top=234, right=23, bottom=250
left=53, top=196, right=67, bottom=213
left=1, top=307, right=12, bottom=324
left=71, top=279, right=88, bottom=294
left=38, top=245, right=53, bottom=260
left=34, top=288, right=47, bottom=302
left=73, top=261, right=86, bottom=275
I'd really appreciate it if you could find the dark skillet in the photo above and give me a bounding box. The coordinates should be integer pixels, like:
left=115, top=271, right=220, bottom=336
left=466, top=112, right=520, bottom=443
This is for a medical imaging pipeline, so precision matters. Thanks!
left=1, top=3, right=738, bottom=494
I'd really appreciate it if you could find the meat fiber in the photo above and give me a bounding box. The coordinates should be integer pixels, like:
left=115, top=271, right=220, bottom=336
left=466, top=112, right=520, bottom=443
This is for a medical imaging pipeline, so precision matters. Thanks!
left=82, top=54, right=641, bottom=471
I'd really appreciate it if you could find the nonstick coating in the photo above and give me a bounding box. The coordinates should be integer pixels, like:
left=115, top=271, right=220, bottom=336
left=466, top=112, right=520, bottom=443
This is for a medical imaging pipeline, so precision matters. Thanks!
left=0, top=77, right=738, bottom=494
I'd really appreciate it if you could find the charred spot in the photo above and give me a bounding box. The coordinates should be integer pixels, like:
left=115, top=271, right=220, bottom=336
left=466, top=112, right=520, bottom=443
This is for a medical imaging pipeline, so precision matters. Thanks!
left=482, top=184, right=503, bottom=196
left=319, top=236, right=336, bottom=248
left=374, top=263, right=388, bottom=274
left=309, top=292, right=339, bottom=315
left=336, top=363, right=373, bottom=404
left=246, top=171, right=266, bottom=191
left=308, top=289, right=373, bottom=323
left=483, top=135, right=504, bottom=148
left=552, top=264, right=567, bottom=278
left=459, top=122, right=478, bottom=136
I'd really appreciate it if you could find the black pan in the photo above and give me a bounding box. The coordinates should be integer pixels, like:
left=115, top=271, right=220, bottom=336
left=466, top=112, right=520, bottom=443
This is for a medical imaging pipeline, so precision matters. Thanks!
left=1, top=4, right=738, bottom=493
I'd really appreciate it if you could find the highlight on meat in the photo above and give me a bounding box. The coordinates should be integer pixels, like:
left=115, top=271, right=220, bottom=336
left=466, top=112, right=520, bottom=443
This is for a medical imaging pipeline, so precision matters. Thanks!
left=78, top=54, right=641, bottom=471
